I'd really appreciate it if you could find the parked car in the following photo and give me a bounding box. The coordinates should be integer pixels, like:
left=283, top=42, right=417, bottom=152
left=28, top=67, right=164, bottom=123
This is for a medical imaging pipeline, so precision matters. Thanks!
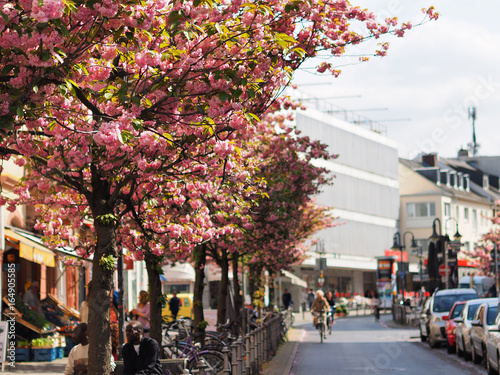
left=470, top=300, right=499, bottom=365
left=425, top=288, right=479, bottom=348
left=445, top=300, right=467, bottom=354
left=485, top=311, right=500, bottom=375
left=455, top=297, right=496, bottom=360
left=419, top=298, right=431, bottom=342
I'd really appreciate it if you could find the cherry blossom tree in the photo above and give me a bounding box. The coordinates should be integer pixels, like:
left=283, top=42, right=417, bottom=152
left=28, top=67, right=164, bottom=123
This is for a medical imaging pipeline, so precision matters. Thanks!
left=463, top=202, right=500, bottom=276
left=0, top=0, right=438, bottom=372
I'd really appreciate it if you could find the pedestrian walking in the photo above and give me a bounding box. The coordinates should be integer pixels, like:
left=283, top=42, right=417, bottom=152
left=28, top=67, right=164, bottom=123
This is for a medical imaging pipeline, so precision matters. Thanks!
left=168, top=290, right=180, bottom=321
left=307, top=289, right=315, bottom=311
left=282, top=288, right=293, bottom=310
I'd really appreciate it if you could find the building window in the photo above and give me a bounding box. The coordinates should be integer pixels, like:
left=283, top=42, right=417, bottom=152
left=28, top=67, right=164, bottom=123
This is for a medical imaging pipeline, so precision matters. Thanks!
left=464, top=208, right=469, bottom=222
left=444, top=203, right=451, bottom=217
left=472, top=209, right=477, bottom=232
left=406, top=202, right=436, bottom=218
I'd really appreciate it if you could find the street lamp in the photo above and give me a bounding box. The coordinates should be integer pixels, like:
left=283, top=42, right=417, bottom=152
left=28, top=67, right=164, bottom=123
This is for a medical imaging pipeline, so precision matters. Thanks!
left=392, top=231, right=418, bottom=300
left=430, top=217, right=462, bottom=289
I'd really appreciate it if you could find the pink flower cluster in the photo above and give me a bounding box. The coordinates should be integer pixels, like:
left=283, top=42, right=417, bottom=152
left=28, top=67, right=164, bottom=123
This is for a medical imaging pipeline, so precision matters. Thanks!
left=31, top=0, right=65, bottom=23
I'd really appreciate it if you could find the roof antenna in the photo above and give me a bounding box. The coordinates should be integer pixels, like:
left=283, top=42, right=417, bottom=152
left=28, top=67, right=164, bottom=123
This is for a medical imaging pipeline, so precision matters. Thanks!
left=467, top=107, right=479, bottom=156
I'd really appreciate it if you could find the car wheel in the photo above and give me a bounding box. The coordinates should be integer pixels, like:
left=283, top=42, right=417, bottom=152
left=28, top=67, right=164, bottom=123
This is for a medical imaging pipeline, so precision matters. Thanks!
left=447, top=340, right=456, bottom=354
left=420, top=327, right=427, bottom=342
left=428, top=335, right=440, bottom=349
left=456, top=337, right=464, bottom=357
left=464, top=338, right=472, bottom=361
left=472, top=343, right=482, bottom=364
left=487, top=354, right=496, bottom=375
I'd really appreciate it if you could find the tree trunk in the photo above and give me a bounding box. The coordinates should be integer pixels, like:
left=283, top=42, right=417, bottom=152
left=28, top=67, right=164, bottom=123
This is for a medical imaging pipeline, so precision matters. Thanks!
left=216, top=252, right=229, bottom=330
left=87, top=213, right=117, bottom=375
left=145, top=253, right=163, bottom=352
left=193, top=244, right=207, bottom=336
left=232, top=255, right=241, bottom=336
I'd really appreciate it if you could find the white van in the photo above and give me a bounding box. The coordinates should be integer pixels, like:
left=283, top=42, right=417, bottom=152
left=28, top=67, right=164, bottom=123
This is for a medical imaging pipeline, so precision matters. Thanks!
left=459, top=275, right=496, bottom=297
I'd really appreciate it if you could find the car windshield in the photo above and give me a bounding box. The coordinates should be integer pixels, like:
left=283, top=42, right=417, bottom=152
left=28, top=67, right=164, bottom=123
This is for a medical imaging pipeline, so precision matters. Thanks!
left=487, top=306, right=498, bottom=325
left=433, top=294, right=478, bottom=313
left=450, top=304, right=465, bottom=319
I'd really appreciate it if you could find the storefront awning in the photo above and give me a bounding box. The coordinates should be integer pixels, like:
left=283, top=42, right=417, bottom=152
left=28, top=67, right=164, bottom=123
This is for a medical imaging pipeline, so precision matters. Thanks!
left=161, top=263, right=195, bottom=282
left=5, top=228, right=55, bottom=268
left=277, top=270, right=307, bottom=288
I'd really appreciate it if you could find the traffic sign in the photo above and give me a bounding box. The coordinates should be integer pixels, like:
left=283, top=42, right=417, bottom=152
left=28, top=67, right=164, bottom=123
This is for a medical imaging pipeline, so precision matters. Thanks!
left=439, top=264, right=450, bottom=277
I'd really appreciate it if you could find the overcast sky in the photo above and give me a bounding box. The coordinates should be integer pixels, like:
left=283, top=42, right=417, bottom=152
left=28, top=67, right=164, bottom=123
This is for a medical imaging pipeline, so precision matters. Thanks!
left=292, top=1, right=500, bottom=160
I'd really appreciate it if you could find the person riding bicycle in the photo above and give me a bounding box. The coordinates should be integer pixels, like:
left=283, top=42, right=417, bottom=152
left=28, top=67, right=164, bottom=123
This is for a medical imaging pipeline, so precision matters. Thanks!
left=325, top=291, right=336, bottom=325
left=310, top=290, right=329, bottom=328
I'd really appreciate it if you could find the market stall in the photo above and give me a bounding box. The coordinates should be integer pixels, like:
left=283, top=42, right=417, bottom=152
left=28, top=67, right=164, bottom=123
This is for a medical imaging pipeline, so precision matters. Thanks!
left=4, top=293, right=81, bottom=362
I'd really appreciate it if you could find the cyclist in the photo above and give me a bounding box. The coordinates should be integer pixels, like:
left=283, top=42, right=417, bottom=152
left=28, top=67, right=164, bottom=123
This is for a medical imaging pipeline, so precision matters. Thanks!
left=310, top=290, right=329, bottom=328
left=325, top=291, right=336, bottom=328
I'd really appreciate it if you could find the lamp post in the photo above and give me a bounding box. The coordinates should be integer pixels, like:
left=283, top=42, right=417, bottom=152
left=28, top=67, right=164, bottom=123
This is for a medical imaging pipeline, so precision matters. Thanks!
left=414, top=245, right=425, bottom=287
left=392, top=231, right=418, bottom=300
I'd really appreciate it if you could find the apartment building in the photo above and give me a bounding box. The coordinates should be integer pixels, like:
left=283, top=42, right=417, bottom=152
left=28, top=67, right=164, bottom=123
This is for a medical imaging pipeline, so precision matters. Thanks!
left=399, top=152, right=499, bottom=290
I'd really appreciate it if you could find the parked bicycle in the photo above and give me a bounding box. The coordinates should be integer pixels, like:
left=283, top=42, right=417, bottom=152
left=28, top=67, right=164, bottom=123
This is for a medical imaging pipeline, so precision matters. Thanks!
left=161, top=319, right=225, bottom=374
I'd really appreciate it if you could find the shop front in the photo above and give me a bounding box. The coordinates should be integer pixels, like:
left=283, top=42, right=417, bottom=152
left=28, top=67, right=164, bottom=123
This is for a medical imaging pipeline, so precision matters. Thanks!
left=1, top=226, right=86, bottom=362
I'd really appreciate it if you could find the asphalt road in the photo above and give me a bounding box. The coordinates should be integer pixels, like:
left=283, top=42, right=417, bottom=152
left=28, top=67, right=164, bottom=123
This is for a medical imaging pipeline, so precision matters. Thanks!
left=290, top=313, right=488, bottom=375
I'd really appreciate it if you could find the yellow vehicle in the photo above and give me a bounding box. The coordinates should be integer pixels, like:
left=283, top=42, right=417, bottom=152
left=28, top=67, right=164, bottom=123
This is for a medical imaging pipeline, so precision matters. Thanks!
left=162, top=293, right=193, bottom=323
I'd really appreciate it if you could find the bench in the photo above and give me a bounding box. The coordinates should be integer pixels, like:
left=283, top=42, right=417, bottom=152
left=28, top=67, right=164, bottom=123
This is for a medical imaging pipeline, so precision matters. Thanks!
left=114, top=358, right=188, bottom=375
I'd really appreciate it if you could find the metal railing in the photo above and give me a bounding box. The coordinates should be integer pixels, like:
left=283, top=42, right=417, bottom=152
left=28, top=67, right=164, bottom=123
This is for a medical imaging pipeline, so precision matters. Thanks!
left=147, top=310, right=291, bottom=375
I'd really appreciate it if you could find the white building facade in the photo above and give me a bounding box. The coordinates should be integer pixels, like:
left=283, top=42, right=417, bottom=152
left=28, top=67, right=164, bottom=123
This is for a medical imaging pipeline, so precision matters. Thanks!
left=292, top=109, right=400, bottom=297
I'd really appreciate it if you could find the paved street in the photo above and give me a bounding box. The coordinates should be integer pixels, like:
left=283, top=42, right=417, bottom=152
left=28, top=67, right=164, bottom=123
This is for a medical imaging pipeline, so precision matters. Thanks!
left=288, top=312, right=487, bottom=375
left=7, top=310, right=492, bottom=374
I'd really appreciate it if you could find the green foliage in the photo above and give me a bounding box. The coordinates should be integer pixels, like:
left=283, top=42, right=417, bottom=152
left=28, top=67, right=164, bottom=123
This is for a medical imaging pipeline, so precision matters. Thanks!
left=99, top=255, right=116, bottom=271
left=31, top=337, right=57, bottom=347
left=96, top=213, right=119, bottom=225
left=335, top=304, right=348, bottom=314
left=197, top=320, right=208, bottom=330
left=13, top=295, right=52, bottom=329
left=157, top=294, right=168, bottom=308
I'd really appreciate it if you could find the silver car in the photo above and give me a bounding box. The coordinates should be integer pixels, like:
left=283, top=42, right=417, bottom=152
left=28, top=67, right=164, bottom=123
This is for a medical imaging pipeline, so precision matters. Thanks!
left=470, top=300, right=498, bottom=365
left=426, top=288, right=479, bottom=349
left=455, top=297, right=496, bottom=360
left=486, top=309, right=500, bottom=375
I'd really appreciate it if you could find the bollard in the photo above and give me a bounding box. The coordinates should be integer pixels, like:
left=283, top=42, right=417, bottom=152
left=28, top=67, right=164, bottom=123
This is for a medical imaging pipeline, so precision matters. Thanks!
left=182, top=369, right=191, bottom=375
left=245, top=334, right=251, bottom=375
left=258, top=327, right=264, bottom=370
left=251, top=331, right=256, bottom=374
left=222, top=345, right=231, bottom=375
left=237, top=336, right=245, bottom=374
left=231, top=340, right=239, bottom=375
left=197, top=358, right=207, bottom=375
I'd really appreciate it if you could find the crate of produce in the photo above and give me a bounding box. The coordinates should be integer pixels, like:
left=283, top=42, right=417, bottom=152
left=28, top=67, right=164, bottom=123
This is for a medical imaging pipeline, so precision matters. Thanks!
left=15, top=348, right=31, bottom=362
left=32, top=347, right=57, bottom=362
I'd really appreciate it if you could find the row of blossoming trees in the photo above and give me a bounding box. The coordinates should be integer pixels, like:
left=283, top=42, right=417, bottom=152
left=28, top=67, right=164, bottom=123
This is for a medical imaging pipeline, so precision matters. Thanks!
left=0, top=0, right=437, bottom=372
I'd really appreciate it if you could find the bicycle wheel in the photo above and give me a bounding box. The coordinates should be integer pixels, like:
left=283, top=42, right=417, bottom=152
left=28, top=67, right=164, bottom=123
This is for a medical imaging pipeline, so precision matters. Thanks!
left=319, top=322, right=324, bottom=343
left=188, top=351, right=225, bottom=375
left=328, top=317, right=332, bottom=335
